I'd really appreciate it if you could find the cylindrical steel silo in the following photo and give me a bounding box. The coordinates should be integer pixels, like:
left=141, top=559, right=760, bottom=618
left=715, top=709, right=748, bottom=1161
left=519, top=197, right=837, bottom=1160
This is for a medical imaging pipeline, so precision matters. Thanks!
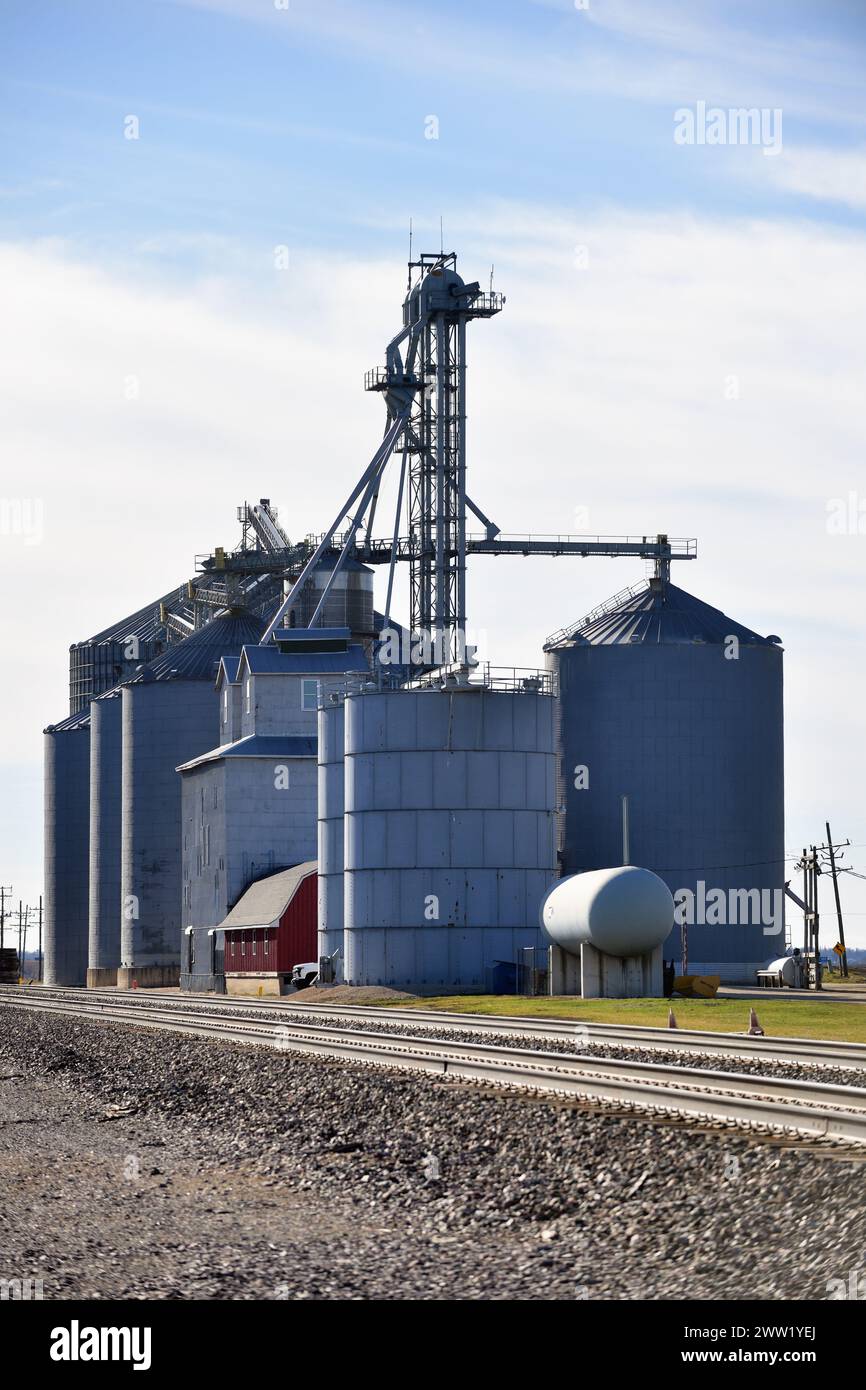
left=119, top=609, right=266, bottom=987
left=87, top=689, right=123, bottom=985
left=343, top=679, right=557, bottom=991
left=43, top=711, right=91, bottom=985
left=285, top=557, right=375, bottom=639
left=546, top=578, right=784, bottom=982
left=317, top=695, right=345, bottom=978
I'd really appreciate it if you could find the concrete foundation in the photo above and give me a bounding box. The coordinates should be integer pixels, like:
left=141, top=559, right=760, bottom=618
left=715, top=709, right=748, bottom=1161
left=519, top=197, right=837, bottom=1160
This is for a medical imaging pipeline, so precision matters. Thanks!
left=225, top=972, right=290, bottom=998
left=548, top=944, right=583, bottom=995
left=548, top=942, right=664, bottom=998
left=117, top=965, right=179, bottom=990
left=87, top=967, right=118, bottom=988
left=581, top=941, right=664, bottom=998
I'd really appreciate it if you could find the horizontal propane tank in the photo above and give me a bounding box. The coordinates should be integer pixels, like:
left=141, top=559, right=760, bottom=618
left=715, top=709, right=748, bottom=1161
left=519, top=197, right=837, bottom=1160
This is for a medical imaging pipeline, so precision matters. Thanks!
left=539, top=866, right=674, bottom=959
left=763, top=956, right=799, bottom=987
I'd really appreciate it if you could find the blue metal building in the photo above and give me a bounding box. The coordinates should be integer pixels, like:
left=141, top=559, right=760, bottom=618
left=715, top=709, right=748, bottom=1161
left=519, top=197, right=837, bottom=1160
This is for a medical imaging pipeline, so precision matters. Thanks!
left=545, top=578, right=785, bottom=982
left=178, top=632, right=369, bottom=992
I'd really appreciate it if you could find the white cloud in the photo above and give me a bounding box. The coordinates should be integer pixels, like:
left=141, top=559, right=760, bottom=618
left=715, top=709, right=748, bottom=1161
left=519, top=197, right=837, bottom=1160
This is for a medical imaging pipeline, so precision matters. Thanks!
left=2, top=205, right=866, bottom=932
left=762, top=144, right=866, bottom=209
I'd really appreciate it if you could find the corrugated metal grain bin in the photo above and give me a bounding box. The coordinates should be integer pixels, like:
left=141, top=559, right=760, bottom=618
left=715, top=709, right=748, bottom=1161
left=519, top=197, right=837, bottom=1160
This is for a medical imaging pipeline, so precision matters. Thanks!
left=546, top=578, right=784, bottom=982
left=87, top=689, right=123, bottom=985
left=43, top=710, right=91, bottom=985
left=119, top=610, right=265, bottom=987
left=343, top=679, right=557, bottom=992
left=317, top=696, right=345, bottom=977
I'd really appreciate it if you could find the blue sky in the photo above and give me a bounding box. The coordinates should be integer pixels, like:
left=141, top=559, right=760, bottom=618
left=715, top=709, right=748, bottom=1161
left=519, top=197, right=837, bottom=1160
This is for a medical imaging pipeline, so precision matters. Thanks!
left=1, top=0, right=866, bottom=941
left=3, top=0, right=866, bottom=258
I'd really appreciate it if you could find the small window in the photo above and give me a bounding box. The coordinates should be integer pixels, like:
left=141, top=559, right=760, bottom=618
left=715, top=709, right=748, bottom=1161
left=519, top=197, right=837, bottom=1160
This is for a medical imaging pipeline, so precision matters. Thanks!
left=264, top=931, right=269, bottom=957
left=245, top=677, right=251, bottom=713
left=231, top=937, right=235, bottom=958
left=301, top=679, right=318, bottom=711
left=223, top=687, right=228, bottom=717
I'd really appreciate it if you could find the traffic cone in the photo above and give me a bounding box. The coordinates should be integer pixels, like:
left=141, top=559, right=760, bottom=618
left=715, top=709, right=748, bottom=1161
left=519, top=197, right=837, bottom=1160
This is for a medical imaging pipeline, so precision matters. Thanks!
left=668, top=1008, right=678, bottom=1028
left=748, top=1008, right=764, bottom=1036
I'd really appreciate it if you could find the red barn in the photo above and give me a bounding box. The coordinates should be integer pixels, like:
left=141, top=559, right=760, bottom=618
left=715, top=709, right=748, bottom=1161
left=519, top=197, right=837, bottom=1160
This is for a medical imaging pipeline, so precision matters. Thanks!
left=221, top=861, right=317, bottom=996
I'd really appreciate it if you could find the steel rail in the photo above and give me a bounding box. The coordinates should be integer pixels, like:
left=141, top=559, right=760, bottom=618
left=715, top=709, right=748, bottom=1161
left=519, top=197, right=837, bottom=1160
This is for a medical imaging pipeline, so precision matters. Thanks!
left=3, top=990, right=866, bottom=1144
left=3, top=984, right=865, bottom=1071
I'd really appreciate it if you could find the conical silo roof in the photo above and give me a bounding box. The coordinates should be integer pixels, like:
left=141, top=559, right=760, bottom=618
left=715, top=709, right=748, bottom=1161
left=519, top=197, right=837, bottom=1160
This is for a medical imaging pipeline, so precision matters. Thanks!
left=546, top=579, right=781, bottom=649
left=126, top=609, right=267, bottom=684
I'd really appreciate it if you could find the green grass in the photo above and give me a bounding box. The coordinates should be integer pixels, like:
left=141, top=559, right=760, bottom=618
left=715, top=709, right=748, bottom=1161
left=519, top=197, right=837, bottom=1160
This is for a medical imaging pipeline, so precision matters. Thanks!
left=823, top=966, right=866, bottom=988
left=386, top=993, right=866, bottom=1044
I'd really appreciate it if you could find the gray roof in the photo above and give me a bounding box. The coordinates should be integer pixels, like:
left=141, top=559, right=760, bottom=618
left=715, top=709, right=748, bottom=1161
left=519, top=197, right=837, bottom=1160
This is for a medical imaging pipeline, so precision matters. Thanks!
left=220, top=861, right=317, bottom=930
left=217, top=655, right=241, bottom=686
left=546, top=580, right=780, bottom=650
left=177, top=734, right=317, bottom=772
left=240, top=643, right=369, bottom=676
left=45, top=709, right=91, bottom=733
left=81, top=586, right=193, bottom=645
left=127, top=610, right=266, bottom=684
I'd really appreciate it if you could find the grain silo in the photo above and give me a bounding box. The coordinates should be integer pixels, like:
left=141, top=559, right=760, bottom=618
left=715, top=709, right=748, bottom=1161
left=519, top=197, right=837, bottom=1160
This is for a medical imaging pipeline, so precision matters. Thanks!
left=43, top=709, right=91, bottom=985
left=87, top=688, right=123, bottom=986
left=343, top=674, right=557, bottom=991
left=545, top=578, right=784, bottom=982
left=317, top=694, right=345, bottom=979
left=284, top=556, right=375, bottom=640
left=119, top=609, right=266, bottom=987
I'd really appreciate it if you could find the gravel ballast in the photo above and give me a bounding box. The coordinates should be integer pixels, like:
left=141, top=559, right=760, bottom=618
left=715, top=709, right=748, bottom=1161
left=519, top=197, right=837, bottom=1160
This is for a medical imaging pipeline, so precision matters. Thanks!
left=1, top=1004, right=864, bottom=1301
left=20, top=988, right=866, bottom=1088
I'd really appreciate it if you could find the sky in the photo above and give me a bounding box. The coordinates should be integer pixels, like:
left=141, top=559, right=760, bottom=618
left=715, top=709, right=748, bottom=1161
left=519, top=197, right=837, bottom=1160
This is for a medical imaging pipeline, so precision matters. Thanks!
left=1, top=0, right=865, bottom=944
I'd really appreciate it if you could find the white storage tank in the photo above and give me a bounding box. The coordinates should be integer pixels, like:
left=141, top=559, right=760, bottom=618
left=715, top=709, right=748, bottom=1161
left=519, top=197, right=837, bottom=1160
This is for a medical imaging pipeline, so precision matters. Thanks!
left=540, top=866, right=674, bottom=959
left=764, top=955, right=799, bottom=988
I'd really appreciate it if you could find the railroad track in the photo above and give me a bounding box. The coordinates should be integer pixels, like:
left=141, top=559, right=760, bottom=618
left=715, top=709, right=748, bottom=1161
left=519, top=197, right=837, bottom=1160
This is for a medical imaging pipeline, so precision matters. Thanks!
left=3, top=982, right=865, bottom=1071
left=3, top=986, right=866, bottom=1146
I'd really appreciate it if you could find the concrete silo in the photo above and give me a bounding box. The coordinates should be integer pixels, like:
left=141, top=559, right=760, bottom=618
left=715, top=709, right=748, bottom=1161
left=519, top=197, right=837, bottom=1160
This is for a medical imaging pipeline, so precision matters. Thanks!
left=87, top=688, right=123, bottom=986
left=43, top=709, right=91, bottom=985
left=119, top=610, right=265, bottom=987
left=343, top=675, right=557, bottom=992
left=545, top=578, right=784, bottom=982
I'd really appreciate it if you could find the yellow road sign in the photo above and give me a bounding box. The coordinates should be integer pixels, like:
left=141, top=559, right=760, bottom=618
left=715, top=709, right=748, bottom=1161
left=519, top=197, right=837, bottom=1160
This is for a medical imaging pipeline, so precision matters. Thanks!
left=833, top=943, right=846, bottom=956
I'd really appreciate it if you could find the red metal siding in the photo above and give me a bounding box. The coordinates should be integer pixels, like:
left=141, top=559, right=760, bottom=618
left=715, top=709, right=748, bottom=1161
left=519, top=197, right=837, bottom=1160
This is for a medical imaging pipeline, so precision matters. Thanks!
left=225, top=925, right=277, bottom=973
left=276, top=873, right=318, bottom=972
left=225, top=870, right=317, bottom=975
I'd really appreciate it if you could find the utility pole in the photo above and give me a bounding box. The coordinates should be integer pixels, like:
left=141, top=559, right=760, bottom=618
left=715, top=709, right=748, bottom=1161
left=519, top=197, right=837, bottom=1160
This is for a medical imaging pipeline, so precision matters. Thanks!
left=38, top=894, right=43, bottom=982
left=822, top=824, right=849, bottom=979
left=17, top=899, right=23, bottom=976
left=796, top=848, right=822, bottom=990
